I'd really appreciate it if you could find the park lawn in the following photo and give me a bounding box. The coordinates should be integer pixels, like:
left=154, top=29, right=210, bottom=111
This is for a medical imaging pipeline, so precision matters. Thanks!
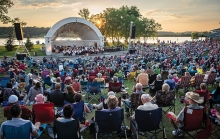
left=0, top=79, right=218, bottom=139
left=0, top=44, right=46, bottom=58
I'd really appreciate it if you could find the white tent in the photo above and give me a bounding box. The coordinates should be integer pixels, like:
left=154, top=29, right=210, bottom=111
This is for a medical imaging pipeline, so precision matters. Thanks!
left=44, top=17, right=104, bottom=55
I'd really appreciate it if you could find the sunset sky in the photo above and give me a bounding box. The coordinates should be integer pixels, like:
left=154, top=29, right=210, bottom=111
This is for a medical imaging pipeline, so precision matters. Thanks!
left=1, top=0, right=220, bottom=32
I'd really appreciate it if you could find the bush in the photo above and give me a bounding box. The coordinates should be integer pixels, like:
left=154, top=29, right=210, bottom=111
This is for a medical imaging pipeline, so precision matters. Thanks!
left=25, top=37, right=34, bottom=51
left=4, top=34, right=16, bottom=51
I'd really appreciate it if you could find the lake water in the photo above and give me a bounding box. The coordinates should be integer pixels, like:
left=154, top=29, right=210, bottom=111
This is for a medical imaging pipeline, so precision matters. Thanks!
left=0, top=37, right=205, bottom=46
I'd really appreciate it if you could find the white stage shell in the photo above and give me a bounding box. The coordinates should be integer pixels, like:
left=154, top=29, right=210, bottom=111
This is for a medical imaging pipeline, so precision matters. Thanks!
left=44, top=17, right=104, bottom=55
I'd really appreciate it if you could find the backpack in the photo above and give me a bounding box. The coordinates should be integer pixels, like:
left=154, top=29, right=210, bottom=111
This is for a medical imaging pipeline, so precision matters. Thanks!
left=3, top=89, right=14, bottom=101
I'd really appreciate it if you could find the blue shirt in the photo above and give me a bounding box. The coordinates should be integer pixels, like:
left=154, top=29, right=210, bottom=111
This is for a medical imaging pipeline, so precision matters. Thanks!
left=164, top=79, right=175, bottom=90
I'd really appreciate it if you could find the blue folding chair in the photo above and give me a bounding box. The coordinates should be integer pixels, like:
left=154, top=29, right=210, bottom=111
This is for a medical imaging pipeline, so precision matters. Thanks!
left=95, top=109, right=127, bottom=139
left=134, top=108, right=165, bottom=139
left=86, top=82, right=101, bottom=103
left=72, top=101, right=85, bottom=123
left=0, top=77, right=10, bottom=88
left=2, top=122, right=33, bottom=139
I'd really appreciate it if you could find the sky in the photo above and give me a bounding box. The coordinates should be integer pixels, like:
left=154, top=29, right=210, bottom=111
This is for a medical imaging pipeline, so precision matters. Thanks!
left=1, top=0, right=220, bottom=32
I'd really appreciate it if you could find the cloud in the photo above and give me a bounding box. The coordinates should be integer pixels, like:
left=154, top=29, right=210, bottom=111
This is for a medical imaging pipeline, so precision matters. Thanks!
left=169, top=14, right=191, bottom=20
left=144, top=9, right=161, bottom=16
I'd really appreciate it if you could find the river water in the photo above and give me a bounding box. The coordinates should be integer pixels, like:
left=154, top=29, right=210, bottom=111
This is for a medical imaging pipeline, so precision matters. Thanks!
left=0, top=37, right=205, bottom=46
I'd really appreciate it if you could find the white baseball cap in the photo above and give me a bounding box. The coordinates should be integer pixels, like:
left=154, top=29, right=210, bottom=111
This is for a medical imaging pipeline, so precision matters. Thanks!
left=108, top=91, right=115, bottom=96
left=8, top=95, right=18, bottom=103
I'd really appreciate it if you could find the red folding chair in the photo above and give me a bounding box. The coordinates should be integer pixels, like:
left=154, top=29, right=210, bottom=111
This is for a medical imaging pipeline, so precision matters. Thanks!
left=174, top=107, right=205, bottom=138
left=32, top=103, right=55, bottom=123
left=177, top=76, right=191, bottom=93
left=108, top=82, right=122, bottom=94
left=195, top=90, right=209, bottom=106
left=192, top=74, right=205, bottom=89
left=206, top=73, right=217, bottom=87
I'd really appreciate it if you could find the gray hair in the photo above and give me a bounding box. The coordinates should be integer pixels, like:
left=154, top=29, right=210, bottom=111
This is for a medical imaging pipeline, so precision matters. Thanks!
left=162, top=83, right=170, bottom=92
left=97, top=73, right=102, bottom=78
left=157, top=74, right=162, bottom=79
left=135, top=83, right=142, bottom=90
left=168, top=74, right=173, bottom=79
left=113, top=76, right=118, bottom=82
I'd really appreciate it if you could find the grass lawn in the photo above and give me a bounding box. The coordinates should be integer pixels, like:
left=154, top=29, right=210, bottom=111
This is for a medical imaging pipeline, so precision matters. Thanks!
left=0, top=79, right=219, bottom=139
left=0, top=44, right=46, bottom=58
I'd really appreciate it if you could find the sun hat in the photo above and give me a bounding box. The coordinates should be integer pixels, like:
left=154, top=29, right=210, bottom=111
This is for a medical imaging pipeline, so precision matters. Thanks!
left=8, top=95, right=18, bottom=103
left=185, top=92, right=204, bottom=104
left=35, top=94, right=45, bottom=104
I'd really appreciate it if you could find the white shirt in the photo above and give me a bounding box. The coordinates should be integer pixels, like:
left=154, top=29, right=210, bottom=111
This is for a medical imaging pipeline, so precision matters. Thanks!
left=59, top=64, right=64, bottom=71
left=137, top=102, right=158, bottom=111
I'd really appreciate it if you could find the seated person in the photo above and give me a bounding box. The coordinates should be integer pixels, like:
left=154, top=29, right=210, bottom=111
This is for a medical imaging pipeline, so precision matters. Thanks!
left=25, top=82, right=43, bottom=105
left=168, top=92, right=204, bottom=136
left=151, top=83, right=175, bottom=106
left=136, top=69, right=149, bottom=87
left=64, top=74, right=72, bottom=85
left=3, top=83, right=21, bottom=102
left=149, top=74, right=163, bottom=95
left=203, top=71, right=210, bottom=82
left=72, top=79, right=81, bottom=93
left=93, top=91, right=116, bottom=110
left=102, top=95, right=120, bottom=112
left=0, top=104, right=38, bottom=138
left=209, top=82, right=220, bottom=108
left=130, top=94, right=158, bottom=135
left=50, top=83, right=63, bottom=95
left=195, top=83, right=210, bottom=103
left=127, top=69, right=136, bottom=81
left=173, top=74, right=179, bottom=83
left=4, top=95, right=32, bottom=120
left=164, top=74, right=175, bottom=90
left=95, top=73, right=105, bottom=84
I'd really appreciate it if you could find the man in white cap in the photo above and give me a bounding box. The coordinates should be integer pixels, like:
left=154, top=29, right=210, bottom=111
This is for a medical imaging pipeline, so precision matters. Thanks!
left=3, top=95, right=32, bottom=120
left=93, top=91, right=116, bottom=110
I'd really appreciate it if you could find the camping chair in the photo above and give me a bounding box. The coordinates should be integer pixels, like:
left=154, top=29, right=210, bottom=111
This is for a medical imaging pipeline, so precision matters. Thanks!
left=0, top=77, right=10, bottom=88
left=134, top=108, right=165, bottom=139
left=2, top=122, right=33, bottom=139
left=206, top=73, right=217, bottom=87
left=108, top=82, right=122, bottom=94
left=192, top=74, right=205, bottom=89
left=53, top=119, right=81, bottom=139
left=124, top=93, right=144, bottom=116
left=196, top=90, right=209, bottom=106
left=47, top=63, right=53, bottom=69
left=156, top=90, right=175, bottom=114
left=176, top=76, right=191, bottom=93
left=95, top=109, right=127, bottom=139
left=209, top=115, right=220, bottom=138
left=80, top=81, right=88, bottom=92
left=86, top=82, right=101, bottom=103
left=161, top=70, right=169, bottom=81
left=4, top=106, right=32, bottom=120
left=173, top=107, right=205, bottom=138
left=48, top=93, right=65, bottom=116
left=64, top=93, right=75, bottom=103
left=72, top=101, right=85, bottom=123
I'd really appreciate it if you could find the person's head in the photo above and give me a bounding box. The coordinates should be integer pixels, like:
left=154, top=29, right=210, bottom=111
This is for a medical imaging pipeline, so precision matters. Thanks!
left=10, top=104, right=22, bottom=118
left=112, top=76, right=118, bottom=83
left=140, top=69, right=145, bottom=73
left=8, top=95, right=18, bottom=105
left=74, top=93, right=82, bottom=102
left=185, top=92, right=204, bottom=104
left=11, top=78, right=15, bottom=83
left=107, top=91, right=115, bottom=97
left=156, top=74, right=162, bottom=80
left=141, top=94, right=151, bottom=104
left=200, top=83, right=207, bottom=90
left=168, top=74, right=173, bottom=79
left=135, top=83, right=143, bottom=91
left=106, top=95, right=118, bottom=109
left=162, top=83, right=170, bottom=92
left=173, top=74, right=177, bottom=78
left=56, top=77, right=61, bottom=83
left=97, top=73, right=102, bottom=78
left=35, top=94, right=44, bottom=104
left=185, top=72, right=190, bottom=76
left=66, top=85, right=75, bottom=94
left=55, top=83, right=61, bottom=90
left=29, top=79, right=33, bottom=85
left=35, top=82, right=41, bottom=89
left=6, top=82, right=12, bottom=88
left=63, top=104, right=74, bottom=119
left=193, top=67, right=196, bottom=70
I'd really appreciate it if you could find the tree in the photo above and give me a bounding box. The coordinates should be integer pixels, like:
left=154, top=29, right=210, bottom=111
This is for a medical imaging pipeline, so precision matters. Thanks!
left=0, top=0, right=13, bottom=24
left=4, top=33, right=15, bottom=51
left=191, top=32, right=199, bottom=40
left=25, top=37, right=34, bottom=51
left=78, top=8, right=90, bottom=20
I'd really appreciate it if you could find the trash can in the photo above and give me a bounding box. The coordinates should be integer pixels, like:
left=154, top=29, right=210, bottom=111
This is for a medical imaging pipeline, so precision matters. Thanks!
left=34, top=52, right=37, bottom=56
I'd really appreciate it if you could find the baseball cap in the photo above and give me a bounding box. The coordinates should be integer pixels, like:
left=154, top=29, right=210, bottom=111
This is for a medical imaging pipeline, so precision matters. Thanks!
left=8, top=95, right=18, bottom=103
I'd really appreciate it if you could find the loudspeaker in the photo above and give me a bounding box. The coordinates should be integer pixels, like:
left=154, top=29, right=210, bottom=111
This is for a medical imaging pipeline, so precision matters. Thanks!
left=14, top=23, right=23, bottom=40
left=130, top=26, right=136, bottom=39
left=16, top=53, right=26, bottom=60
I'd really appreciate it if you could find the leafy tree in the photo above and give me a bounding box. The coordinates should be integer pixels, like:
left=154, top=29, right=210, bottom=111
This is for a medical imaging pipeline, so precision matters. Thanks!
left=191, top=32, right=199, bottom=40
left=78, top=8, right=90, bottom=20
left=0, top=0, right=13, bottom=24
left=4, top=33, right=15, bottom=51
left=25, top=37, right=34, bottom=51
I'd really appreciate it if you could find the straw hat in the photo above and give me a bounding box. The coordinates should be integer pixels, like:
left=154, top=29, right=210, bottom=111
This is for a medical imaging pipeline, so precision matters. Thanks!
left=185, top=92, right=204, bottom=104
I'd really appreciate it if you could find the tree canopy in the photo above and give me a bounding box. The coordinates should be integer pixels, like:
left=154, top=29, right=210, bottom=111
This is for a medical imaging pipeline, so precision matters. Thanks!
left=78, top=5, right=162, bottom=42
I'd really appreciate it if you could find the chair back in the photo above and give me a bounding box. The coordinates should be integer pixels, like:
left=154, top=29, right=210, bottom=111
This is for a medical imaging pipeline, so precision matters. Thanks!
left=95, top=109, right=124, bottom=133
left=0, top=77, right=10, bottom=88
left=48, top=93, right=65, bottom=107
left=2, top=122, right=32, bottom=139
left=130, top=93, right=144, bottom=109
left=161, top=71, right=169, bottom=81
left=179, top=76, right=191, bottom=88
left=182, top=107, right=204, bottom=131
left=194, top=74, right=205, bottom=87
left=108, top=82, right=122, bottom=93
left=196, top=90, right=209, bottom=104
left=64, top=93, right=75, bottom=103
left=32, top=103, right=55, bottom=123
left=207, top=73, right=217, bottom=84
left=72, top=101, right=85, bottom=122
left=86, top=82, right=101, bottom=94
left=54, top=119, right=80, bottom=139
left=80, top=81, right=88, bottom=90
left=156, top=90, right=175, bottom=106
left=135, top=108, right=163, bottom=132
left=4, top=106, right=32, bottom=120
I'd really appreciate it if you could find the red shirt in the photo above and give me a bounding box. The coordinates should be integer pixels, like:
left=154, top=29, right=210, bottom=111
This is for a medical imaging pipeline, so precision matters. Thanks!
left=72, top=82, right=81, bottom=92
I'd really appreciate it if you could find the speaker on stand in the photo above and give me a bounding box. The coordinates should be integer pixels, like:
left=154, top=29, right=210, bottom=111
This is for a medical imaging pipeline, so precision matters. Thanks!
left=130, top=26, right=136, bottom=39
left=14, top=23, right=24, bottom=40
